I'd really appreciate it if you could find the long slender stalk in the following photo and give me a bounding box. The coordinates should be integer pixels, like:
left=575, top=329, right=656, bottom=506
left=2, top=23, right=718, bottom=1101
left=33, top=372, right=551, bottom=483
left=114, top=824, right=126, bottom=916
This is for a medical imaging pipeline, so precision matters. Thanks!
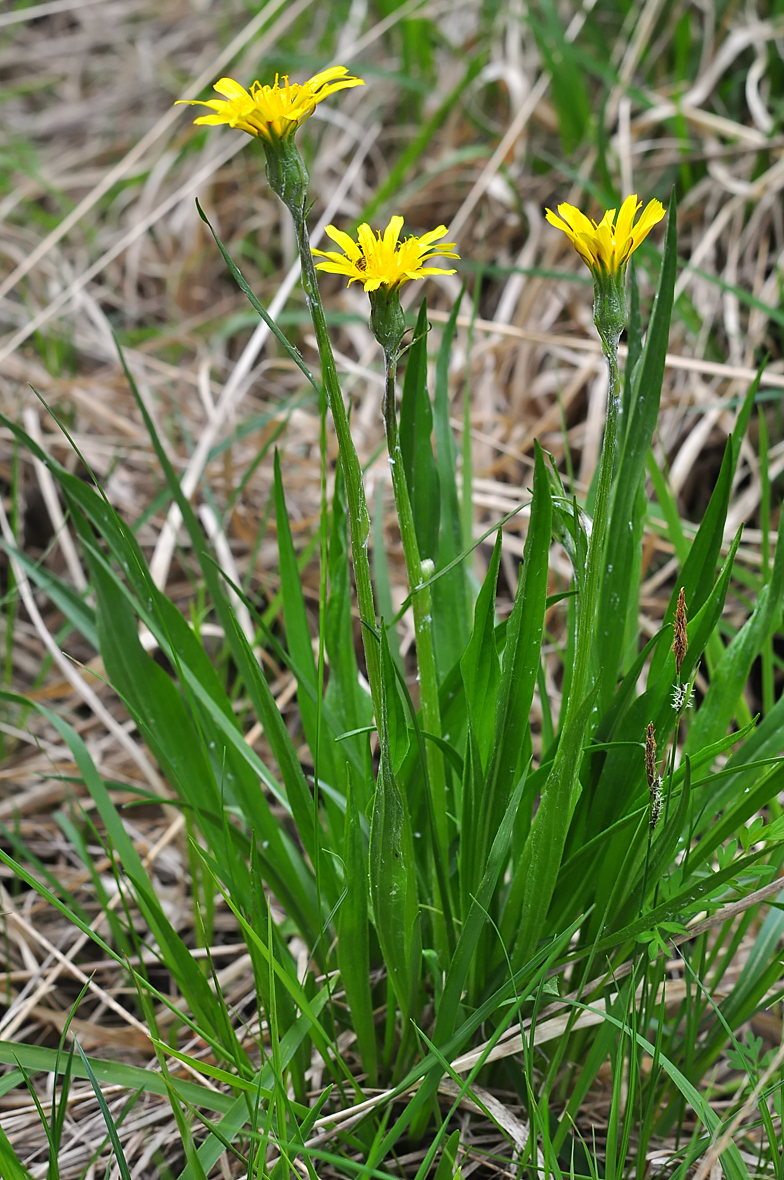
left=562, top=325, right=621, bottom=731
left=289, top=206, right=382, bottom=722
left=511, top=327, right=621, bottom=970
left=382, top=354, right=448, bottom=866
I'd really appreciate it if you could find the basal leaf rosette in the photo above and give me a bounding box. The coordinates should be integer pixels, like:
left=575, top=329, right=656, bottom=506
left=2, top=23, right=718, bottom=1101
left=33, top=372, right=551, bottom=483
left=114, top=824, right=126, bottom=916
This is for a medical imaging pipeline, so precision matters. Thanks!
left=178, top=68, right=364, bottom=211
left=546, top=194, right=665, bottom=344
left=313, top=216, right=459, bottom=355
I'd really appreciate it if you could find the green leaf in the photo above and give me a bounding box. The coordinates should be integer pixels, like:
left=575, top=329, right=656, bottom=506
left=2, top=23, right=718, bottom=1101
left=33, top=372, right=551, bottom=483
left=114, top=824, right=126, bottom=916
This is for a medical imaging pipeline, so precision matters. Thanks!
left=337, top=774, right=378, bottom=1086
left=622, top=262, right=642, bottom=418
left=326, top=462, right=373, bottom=793
left=382, top=626, right=411, bottom=776
left=481, top=441, right=552, bottom=870
left=432, top=1129, right=461, bottom=1180
left=0, top=542, right=97, bottom=648
left=686, top=508, right=784, bottom=754
left=75, top=519, right=221, bottom=821
left=432, top=290, right=471, bottom=674
left=369, top=628, right=421, bottom=1025
left=69, top=520, right=321, bottom=940
left=75, top=1040, right=134, bottom=1180
left=400, top=298, right=440, bottom=561
left=373, top=482, right=404, bottom=677
left=195, top=199, right=319, bottom=394
left=273, top=450, right=336, bottom=787
left=458, top=719, right=484, bottom=919
left=219, top=601, right=340, bottom=921
left=648, top=364, right=764, bottom=684
left=436, top=767, right=529, bottom=1041
left=0, top=1042, right=233, bottom=1113
left=460, top=531, right=502, bottom=771
left=584, top=527, right=744, bottom=839
left=506, top=687, right=597, bottom=969
left=0, top=1126, right=33, bottom=1180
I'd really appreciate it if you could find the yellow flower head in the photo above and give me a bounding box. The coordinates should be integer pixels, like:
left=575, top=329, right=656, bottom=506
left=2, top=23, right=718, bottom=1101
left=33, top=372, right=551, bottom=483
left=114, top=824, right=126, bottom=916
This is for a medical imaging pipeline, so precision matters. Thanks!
left=312, top=216, right=459, bottom=292
left=178, top=67, right=365, bottom=142
left=545, top=194, right=665, bottom=275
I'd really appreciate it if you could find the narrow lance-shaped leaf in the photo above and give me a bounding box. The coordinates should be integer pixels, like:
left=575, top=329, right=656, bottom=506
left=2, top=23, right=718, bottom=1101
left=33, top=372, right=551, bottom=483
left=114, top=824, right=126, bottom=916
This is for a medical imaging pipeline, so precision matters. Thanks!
left=400, top=298, right=440, bottom=562
left=325, top=460, right=373, bottom=795
left=460, top=530, right=502, bottom=773
left=504, top=688, right=596, bottom=969
left=11, top=696, right=247, bottom=1064
left=369, top=628, right=421, bottom=1026
left=337, top=774, right=378, bottom=1086
left=25, top=372, right=327, bottom=940
left=480, top=441, right=552, bottom=873
left=273, top=450, right=336, bottom=788
left=583, top=526, right=744, bottom=842
left=432, top=290, right=471, bottom=673
left=648, top=365, right=764, bottom=685
left=686, top=506, right=784, bottom=754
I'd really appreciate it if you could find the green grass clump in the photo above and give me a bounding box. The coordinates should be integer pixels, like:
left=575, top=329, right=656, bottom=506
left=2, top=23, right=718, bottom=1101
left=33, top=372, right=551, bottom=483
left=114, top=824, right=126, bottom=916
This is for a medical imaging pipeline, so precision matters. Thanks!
left=1, top=1, right=784, bottom=1177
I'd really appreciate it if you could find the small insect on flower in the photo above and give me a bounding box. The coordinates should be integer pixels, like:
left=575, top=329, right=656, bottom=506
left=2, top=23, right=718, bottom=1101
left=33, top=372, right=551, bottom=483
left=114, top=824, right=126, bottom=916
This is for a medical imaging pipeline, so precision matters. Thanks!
left=177, top=68, right=365, bottom=142
left=312, top=216, right=459, bottom=293
left=545, top=194, right=665, bottom=277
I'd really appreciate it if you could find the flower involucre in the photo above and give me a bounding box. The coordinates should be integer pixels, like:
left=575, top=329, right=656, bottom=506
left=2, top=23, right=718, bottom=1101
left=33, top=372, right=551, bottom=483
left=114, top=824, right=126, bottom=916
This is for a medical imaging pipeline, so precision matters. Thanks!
left=312, top=216, right=459, bottom=292
left=545, top=194, right=665, bottom=275
left=178, top=67, right=364, bottom=142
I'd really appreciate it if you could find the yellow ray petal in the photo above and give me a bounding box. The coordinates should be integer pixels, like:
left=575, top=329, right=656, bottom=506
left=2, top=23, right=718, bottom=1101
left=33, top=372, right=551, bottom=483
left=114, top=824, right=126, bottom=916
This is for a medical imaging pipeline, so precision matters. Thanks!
left=213, top=77, right=251, bottom=100
left=615, top=194, right=640, bottom=250
left=382, top=216, right=405, bottom=252
left=323, top=225, right=362, bottom=260
left=629, top=198, right=666, bottom=250
left=556, top=203, right=595, bottom=236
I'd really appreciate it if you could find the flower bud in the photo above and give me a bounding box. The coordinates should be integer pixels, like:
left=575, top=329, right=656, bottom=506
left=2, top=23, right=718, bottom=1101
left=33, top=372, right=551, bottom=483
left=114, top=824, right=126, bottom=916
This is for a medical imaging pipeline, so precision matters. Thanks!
left=369, top=285, right=407, bottom=358
left=262, top=135, right=310, bottom=216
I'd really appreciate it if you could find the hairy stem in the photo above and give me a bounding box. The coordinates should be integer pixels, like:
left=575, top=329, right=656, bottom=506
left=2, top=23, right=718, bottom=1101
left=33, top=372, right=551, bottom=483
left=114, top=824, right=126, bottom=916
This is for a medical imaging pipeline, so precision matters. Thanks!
left=564, top=325, right=621, bottom=729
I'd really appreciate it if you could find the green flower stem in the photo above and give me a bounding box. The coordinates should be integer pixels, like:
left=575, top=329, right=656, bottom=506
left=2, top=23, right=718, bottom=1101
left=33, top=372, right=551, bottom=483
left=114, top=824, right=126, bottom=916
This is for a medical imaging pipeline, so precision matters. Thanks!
left=382, top=353, right=449, bottom=865
left=565, top=322, right=621, bottom=727
left=511, top=317, right=621, bottom=972
left=288, top=203, right=382, bottom=721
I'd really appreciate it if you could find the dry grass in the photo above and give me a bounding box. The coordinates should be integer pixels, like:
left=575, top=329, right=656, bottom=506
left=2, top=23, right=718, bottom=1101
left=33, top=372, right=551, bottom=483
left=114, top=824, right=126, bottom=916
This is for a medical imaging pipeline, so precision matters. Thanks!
left=0, top=0, right=782, bottom=1174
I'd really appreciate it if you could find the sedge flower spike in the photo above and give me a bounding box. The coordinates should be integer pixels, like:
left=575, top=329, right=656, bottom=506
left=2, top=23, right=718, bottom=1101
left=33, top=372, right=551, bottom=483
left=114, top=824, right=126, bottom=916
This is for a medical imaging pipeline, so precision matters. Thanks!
left=178, top=68, right=365, bottom=143
left=313, top=216, right=459, bottom=357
